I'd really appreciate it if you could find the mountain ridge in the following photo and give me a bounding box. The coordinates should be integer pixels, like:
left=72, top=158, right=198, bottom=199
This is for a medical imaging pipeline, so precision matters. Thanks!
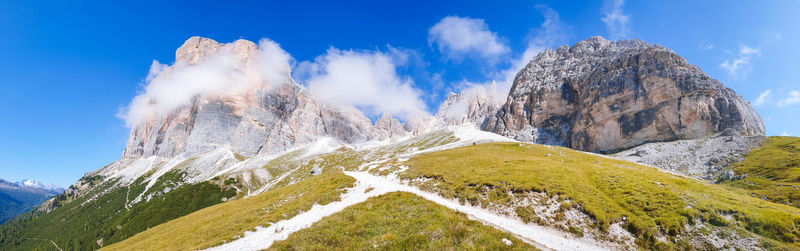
left=0, top=178, right=63, bottom=223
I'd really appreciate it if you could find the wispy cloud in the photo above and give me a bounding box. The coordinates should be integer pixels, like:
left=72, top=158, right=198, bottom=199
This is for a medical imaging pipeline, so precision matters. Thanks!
left=299, top=47, right=429, bottom=121
left=698, top=41, right=714, bottom=51
left=781, top=131, right=792, bottom=136
left=601, top=0, right=630, bottom=40
left=739, top=45, right=760, bottom=55
left=495, top=5, right=567, bottom=95
left=752, top=89, right=772, bottom=106
left=720, top=44, right=760, bottom=79
left=428, top=16, right=510, bottom=62
left=438, top=4, right=568, bottom=123
left=778, top=90, right=800, bottom=107
left=119, top=38, right=293, bottom=127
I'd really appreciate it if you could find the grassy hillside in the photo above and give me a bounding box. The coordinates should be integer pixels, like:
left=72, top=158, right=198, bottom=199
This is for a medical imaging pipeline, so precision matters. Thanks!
left=7, top=131, right=798, bottom=250
left=400, top=142, right=800, bottom=250
left=0, top=128, right=464, bottom=251
left=0, top=171, right=235, bottom=250
left=723, top=136, right=800, bottom=208
left=103, top=170, right=355, bottom=251
left=271, top=192, right=536, bottom=250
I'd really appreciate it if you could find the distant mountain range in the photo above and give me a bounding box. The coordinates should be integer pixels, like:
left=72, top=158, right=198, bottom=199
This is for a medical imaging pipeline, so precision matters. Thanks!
left=0, top=178, right=63, bottom=223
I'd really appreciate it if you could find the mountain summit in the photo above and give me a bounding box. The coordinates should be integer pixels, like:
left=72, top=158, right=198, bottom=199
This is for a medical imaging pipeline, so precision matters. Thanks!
left=485, top=36, right=764, bottom=152
left=122, top=37, right=411, bottom=159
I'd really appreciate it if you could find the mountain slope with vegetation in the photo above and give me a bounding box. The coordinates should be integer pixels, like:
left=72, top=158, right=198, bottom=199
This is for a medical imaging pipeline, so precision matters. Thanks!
left=92, top=137, right=800, bottom=250
left=0, top=172, right=235, bottom=250
left=400, top=142, right=800, bottom=250
left=722, top=136, right=800, bottom=208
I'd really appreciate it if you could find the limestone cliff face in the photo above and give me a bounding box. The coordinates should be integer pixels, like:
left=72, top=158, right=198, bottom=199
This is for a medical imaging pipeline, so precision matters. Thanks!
left=122, top=37, right=379, bottom=158
left=371, top=114, right=409, bottom=140
left=485, top=36, right=765, bottom=152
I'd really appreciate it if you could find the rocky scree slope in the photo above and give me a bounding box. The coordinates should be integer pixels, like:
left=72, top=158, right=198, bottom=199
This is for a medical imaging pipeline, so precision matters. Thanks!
left=484, top=36, right=764, bottom=153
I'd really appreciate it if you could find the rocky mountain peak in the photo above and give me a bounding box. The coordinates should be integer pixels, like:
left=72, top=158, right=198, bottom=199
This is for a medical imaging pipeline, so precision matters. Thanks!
left=371, top=113, right=409, bottom=140
left=122, top=37, right=381, bottom=159
left=486, top=36, right=765, bottom=152
left=435, top=83, right=502, bottom=128
left=0, top=178, right=64, bottom=193
left=174, top=37, right=259, bottom=66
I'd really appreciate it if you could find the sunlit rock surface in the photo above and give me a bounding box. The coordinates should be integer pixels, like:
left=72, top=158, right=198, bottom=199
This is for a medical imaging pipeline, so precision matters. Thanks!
left=485, top=36, right=765, bottom=152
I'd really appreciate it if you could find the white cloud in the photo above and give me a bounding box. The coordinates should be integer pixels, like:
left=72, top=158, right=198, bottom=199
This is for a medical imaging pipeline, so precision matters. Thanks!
left=458, top=5, right=566, bottom=102
left=300, top=48, right=429, bottom=121
left=739, top=45, right=760, bottom=55
left=720, top=57, right=750, bottom=76
left=145, top=60, right=168, bottom=83
left=428, top=16, right=509, bottom=62
left=436, top=6, right=568, bottom=121
left=601, top=0, right=631, bottom=40
left=119, top=38, right=293, bottom=127
left=781, top=131, right=792, bottom=136
left=720, top=44, right=760, bottom=79
left=752, top=89, right=772, bottom=106
left=778, top=90, right=800, bottom=107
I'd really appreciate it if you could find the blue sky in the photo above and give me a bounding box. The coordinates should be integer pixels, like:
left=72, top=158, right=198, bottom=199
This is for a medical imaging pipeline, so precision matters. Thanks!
left=1, top=0, right=798, bottom=187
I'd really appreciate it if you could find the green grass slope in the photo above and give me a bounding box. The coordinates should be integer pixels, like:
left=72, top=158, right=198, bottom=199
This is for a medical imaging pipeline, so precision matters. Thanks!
left=271, top=192, right=536, bottom=250
left=0, top=171, right=235, bottom=250
left=400, top=142, right=800, bottom=250
left=723, top=136, right=800, bottom=208
left=103, top=170, right=355, bottom=251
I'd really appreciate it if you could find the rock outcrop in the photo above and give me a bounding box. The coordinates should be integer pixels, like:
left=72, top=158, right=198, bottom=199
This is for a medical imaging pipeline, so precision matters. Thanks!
left=123, top=37, right=394, bottom=158
left=435, top=85, right=501, bottom=128
left=371, top=114, right=409, bottom=140
left=485, top=36, right=765, bottom=152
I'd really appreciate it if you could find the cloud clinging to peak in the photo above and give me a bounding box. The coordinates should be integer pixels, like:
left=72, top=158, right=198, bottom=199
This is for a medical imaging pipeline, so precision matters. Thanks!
left=428, top=16, right=510, bottom=62
left=601, top=0, right=630, bottom=40
left=118, top=38, right=293, bottom=127
left=299, top=48, right=429, bottom=121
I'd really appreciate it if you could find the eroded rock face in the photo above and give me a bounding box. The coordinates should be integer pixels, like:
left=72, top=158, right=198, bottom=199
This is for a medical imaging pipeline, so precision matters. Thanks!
left=371, top=114, right=409, bottom=140
left=436, top=88, right=501, bottom=128
left=485, top=36, right=765, bottom=152
left=122, top=37, right=380, bottom=158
